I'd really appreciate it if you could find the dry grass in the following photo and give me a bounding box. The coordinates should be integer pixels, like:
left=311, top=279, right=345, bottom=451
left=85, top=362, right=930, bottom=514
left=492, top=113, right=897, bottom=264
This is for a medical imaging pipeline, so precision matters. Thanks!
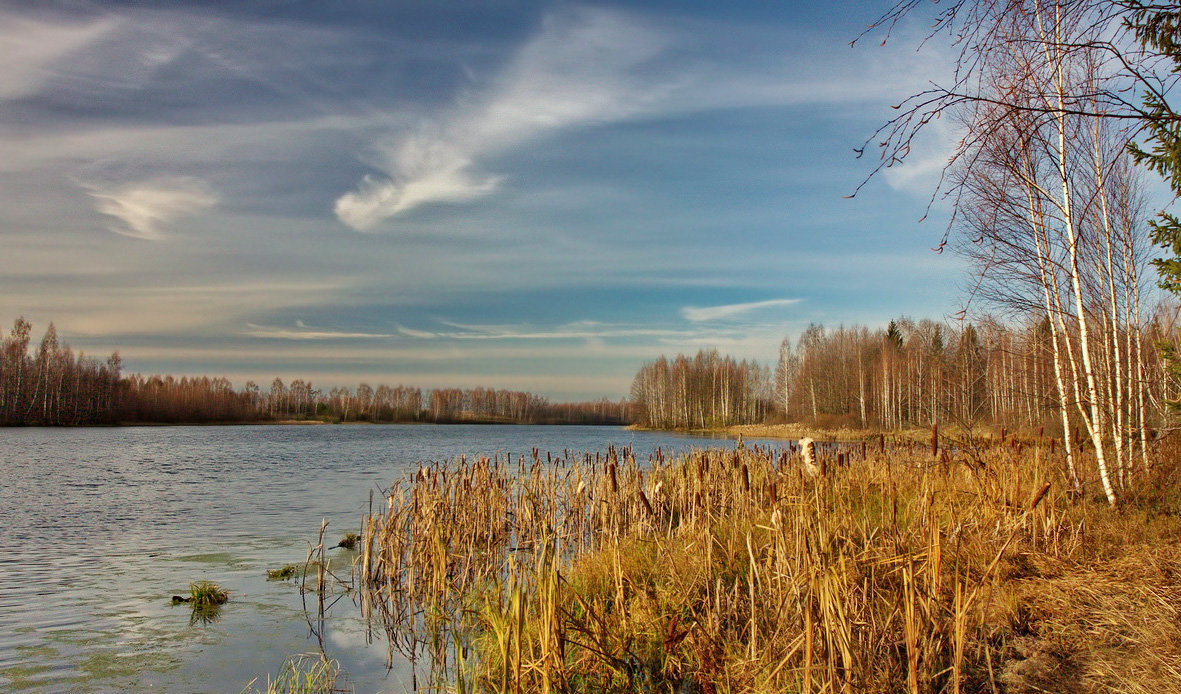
left=998, top=547, right=1181, bottom=693
left=357, top=438, right=1181, bottom=693
left=722, top=422, right=890, bottom=442
left=721, top=422, right=1046, bottom=446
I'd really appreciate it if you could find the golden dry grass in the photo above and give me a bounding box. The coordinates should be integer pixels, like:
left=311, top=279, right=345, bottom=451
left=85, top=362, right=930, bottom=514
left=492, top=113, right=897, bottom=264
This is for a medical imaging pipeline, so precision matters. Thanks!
left=357, top=438, right=1181, bottom=693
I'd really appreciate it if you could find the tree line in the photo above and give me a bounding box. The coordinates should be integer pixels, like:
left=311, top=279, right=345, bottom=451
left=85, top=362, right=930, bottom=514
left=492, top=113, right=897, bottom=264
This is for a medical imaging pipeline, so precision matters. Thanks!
left=629, top=350, right=772, bottom=429
left=0, top=318, right=628, bottom=426
left=0, top=318, right=123, bottom=425
left=774, top=316, right=1175, bottom=436
left=630, top=312, right=1178, bottom=444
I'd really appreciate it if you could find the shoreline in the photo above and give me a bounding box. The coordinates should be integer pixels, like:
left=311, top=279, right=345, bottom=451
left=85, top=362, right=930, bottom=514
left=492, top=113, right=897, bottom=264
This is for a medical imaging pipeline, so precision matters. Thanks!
left=626, top=422, right=891, bottom=442
left=629, top=422, right=1037, bottom=444
left=1, top=419, right=628, bottom=429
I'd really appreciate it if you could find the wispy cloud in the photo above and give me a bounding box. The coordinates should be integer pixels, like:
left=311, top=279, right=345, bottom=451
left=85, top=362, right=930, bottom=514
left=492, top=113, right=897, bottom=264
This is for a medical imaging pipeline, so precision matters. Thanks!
left=5, top=279, right=346, bottom=339
left=881, top=117, right=961, bottom=200
left=85, top=176, right=218, bottom=240
left=402, top=319, right=696, bottom=341
left=681, top=298, right=801, bottom=322
left=330, top=7, right=946, bottom=231
left=396, top=325, right=439, bottom=339
left=0, top=11, right=116, bottom=100
left=334, top=7, right=669, bottom=229
left=243, top=323, right=397, bottom=340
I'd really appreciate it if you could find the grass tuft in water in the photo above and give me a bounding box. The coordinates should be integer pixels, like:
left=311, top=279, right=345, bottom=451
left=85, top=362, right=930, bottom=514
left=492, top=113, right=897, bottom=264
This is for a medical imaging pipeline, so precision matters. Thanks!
left=170, top=580, right=229, bottom=626
left=335, top=533, right=360, bottom=550
left=242, top=652, right=346, bottom=694
left=172, top=580, right=229, bottom=607
left=189, top=580, right=229, bottom=606
left=267, top=564, right=299, bottom=580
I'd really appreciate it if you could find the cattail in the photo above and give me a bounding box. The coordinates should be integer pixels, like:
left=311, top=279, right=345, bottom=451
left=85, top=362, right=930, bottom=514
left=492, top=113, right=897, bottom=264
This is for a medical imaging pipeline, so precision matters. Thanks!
left=1028, top=481, right=1051, bottom=511
left=638, top=489, right=655, bottom=517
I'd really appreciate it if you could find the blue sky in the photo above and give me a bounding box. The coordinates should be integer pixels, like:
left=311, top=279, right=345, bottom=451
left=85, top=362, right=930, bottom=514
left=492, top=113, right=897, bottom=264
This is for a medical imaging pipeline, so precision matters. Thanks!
left=0, top=0, right=966, bottom=399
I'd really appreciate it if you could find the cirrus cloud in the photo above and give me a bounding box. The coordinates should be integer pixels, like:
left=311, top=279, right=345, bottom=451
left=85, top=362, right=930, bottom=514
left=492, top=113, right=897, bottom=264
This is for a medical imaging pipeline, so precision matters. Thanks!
left=681, top=298, right=802, bottom=322
left=85, top=176, right=218, bottom=240
left=334, top=6, right=670, bottom=230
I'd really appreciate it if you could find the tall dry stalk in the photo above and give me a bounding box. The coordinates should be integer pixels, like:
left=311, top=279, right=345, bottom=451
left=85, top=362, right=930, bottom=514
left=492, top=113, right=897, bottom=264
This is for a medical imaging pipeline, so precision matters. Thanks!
left=352, top=435, right=1147, bottom=692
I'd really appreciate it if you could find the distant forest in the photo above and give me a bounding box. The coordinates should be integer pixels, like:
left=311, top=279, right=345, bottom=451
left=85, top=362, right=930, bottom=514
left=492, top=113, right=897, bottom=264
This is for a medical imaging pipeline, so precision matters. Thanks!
left=631, top=315, right=1180, bottom=445
left=10, top=313, right=1179, bottom=440
left=0, top=318, right=628, bottom=426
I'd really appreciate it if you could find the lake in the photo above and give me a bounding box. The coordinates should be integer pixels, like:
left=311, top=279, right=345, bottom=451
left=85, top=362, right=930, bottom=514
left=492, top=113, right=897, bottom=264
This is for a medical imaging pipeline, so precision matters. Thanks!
left=0, top=424, right=774, bottom=693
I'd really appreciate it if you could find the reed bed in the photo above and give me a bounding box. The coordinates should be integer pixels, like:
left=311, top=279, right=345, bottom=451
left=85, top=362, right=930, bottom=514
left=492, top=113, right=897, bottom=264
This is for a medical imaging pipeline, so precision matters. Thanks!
left=358, top=439, right=1181, bottom=693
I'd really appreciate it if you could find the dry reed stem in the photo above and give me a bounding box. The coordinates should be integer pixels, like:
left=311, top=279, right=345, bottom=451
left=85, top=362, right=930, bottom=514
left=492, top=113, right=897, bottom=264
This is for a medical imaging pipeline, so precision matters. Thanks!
left=356, top=438, right=1181, bottom=693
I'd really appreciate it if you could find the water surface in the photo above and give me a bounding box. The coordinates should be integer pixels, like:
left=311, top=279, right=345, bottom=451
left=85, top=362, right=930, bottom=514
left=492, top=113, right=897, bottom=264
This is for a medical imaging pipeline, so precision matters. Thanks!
left=0, top=424, right=764, bottom=692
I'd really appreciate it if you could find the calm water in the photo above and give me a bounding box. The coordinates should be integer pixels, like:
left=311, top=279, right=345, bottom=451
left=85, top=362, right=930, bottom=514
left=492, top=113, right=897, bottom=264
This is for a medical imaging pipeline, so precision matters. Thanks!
left=0, top=424, right=766, bottom=693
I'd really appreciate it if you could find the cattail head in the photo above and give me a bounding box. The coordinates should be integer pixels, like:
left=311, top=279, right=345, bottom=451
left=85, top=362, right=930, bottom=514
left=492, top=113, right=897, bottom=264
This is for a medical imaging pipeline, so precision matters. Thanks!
left=1028, top=481, right=1051, bottom=511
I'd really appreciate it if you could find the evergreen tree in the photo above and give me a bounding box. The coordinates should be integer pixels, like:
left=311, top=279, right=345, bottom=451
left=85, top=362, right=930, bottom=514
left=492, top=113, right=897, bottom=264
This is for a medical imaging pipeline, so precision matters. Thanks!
left=1126, top=4, right=1181, bottom=408
left=1127, top=4, right=1181, bottom=293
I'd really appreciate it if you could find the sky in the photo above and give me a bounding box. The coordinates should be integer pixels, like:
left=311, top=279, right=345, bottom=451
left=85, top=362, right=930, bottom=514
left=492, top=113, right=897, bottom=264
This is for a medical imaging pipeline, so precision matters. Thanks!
left=0, top=0, right=968, bottom=400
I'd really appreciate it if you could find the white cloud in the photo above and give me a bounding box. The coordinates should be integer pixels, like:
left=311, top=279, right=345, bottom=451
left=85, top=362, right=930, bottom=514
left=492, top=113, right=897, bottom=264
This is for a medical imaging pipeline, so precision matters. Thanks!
left=396, top=325, right=439, bottom=339
left=334, top=7, right=669, bottom=229
left=2, top=279, right=345, bottom=338
left=335, top=168, right=501, bottom=230
left=86, top=176, right=218, bottom=240
left=404, top=319, right=696, bottom=341
left=0, top=12, right=116, bottom=100
left=881, top=117, right=962, bottom=199
left=330, top=7, right=949, bottom=231
left=243, top=323, right=397, bottom=340
left=681, top=298, right=801, bottom=322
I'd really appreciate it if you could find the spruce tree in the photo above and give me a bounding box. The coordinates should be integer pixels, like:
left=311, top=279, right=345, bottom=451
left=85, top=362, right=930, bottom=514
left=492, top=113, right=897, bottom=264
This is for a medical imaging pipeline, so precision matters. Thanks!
left=1127, top=5, right=1181, bottom=291
left=1126, top=4, right=1181, bottom=408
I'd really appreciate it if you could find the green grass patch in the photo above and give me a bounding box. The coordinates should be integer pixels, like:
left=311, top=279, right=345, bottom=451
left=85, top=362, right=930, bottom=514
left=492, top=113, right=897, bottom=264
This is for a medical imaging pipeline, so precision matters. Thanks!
left=266, top=564, right=299, bottom=580
left=188, top=580, right=229, bottom=606
left=242, top=653, right=344, bottom=694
